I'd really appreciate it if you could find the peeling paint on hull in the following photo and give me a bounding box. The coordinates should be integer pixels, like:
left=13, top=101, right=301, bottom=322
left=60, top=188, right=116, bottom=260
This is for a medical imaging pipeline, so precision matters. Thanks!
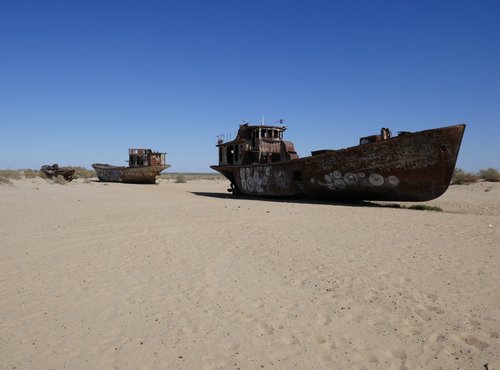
left=92, top=164, right=170, bottom=184
left=211, top=124, right=465, bottom=201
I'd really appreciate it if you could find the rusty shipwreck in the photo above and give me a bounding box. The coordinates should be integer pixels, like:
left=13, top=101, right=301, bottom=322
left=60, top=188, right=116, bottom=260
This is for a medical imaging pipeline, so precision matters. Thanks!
left=92, top=149, right=170, bottom=184
left=40, top=164, right=75, bottom=181
left=210, top=123, right=465, bottom=201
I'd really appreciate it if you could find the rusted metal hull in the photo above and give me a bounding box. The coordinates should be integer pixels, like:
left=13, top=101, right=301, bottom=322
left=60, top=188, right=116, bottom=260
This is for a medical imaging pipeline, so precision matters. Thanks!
left=211, top=124, right=465, bottom=201
left=40, top=165, right=75, bottom=181
left=92, top=164, right=170, bottom=184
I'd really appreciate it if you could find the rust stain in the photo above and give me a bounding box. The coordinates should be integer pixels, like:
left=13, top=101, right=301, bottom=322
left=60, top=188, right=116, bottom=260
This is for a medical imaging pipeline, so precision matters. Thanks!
left=211, top=123, right=466, bottom=201
left=40, top=164, right=75, bottom=181
left=92, top=149, right=170, bottom=184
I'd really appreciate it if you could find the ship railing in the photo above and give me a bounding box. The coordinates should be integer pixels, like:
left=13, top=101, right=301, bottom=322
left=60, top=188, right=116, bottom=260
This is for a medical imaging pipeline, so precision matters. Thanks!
left=216, top=131, right=237, bottom=144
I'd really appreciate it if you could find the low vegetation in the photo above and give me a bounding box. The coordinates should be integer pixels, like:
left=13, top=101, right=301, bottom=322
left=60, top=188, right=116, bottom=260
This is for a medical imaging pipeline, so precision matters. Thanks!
left=377, top=203, right=442, bottom=212
left=0, top=170, right=23, bottom=180
left=52, top=175, right=68, bottom=185
left=22, top=169, right=43, bottom=178
left=451, top=167, right=500, bottom=184
left=407, top=204, right=443, bottom=212
left=451, top=168, right=479, bottom=185
left=174, top=175, right=187, bottom=183
left=0, top=170, right=23, bottom=185
left=64, top=166, right=96, bottom=179
left=159, top=173, right=224, bottom=182
left=478, top=167, right=500, bottom=182
left=0, top=167, right=95, bottom=185
left=3, top=169, right=222, bottom=185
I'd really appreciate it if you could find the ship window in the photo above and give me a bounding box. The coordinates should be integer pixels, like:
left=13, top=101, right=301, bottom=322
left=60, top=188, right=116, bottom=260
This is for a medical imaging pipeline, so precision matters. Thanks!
left=234, top=145, right=239, bottom=162
left=292, top=171, right=303, bottom=181
left=226, top=146, right=234, bottom=164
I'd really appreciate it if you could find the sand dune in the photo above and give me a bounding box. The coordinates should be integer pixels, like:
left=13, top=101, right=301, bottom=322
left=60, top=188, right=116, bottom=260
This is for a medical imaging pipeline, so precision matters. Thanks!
left=1, top=178, right=499, bottom=369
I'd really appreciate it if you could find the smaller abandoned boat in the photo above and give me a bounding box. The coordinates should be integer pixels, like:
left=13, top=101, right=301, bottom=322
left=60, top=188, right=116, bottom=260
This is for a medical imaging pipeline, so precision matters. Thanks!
left=40, top=164, right=75, bottom=181
left=211, top=122, right=466, bottom=201
left=92, top=149, right=170, bottom=184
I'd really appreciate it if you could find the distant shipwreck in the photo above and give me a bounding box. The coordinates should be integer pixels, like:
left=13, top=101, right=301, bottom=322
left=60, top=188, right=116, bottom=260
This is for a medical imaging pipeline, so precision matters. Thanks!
left=211, top=123, right=465, bottom=201
left=92, top=149, right=170, bottom=184
left=40, top=164, right=75, bottom=181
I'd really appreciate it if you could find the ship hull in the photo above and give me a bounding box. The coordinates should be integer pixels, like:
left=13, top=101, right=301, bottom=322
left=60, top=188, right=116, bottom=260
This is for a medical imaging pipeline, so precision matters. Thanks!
left=92, top=164, right=170, bottom=184
left=211, top=124, right=465, bottom=202
left=40, top=167, right=75, bottom=182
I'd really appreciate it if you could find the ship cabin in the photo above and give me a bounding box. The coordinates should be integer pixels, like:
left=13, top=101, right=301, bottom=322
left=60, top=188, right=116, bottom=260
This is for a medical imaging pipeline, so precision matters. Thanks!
left=128, top=148, right=166, bottom=168
left=216, top=124, right=299, bottom=166
left=359, top=128, right=392, bottom=145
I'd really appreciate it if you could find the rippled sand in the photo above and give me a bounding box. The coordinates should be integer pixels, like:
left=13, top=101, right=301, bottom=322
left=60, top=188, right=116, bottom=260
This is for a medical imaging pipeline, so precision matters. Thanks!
left=1, top=178, right=499, bottom=369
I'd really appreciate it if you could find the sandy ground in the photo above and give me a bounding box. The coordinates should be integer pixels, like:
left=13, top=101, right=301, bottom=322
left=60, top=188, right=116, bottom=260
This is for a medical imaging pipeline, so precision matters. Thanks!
left=0, top=178, right=499, bottom=370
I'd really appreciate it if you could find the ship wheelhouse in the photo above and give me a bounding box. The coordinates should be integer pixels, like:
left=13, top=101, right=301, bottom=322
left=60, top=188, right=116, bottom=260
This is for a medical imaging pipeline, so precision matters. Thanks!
left=216, top=124, right=298, bottom=166
left=128, top=149, right=166, bottom=168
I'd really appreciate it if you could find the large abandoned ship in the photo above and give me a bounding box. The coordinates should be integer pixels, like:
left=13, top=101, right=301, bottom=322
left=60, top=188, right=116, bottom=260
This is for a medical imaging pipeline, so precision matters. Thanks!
left=210, top=123, right=465, bottom=201
left=92, top=149, right=170, bottom=184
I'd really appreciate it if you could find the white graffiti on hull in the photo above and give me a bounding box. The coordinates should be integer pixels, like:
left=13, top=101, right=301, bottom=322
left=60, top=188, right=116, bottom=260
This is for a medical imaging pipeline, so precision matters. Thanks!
left=239, top=166, right=289, bottom=193
left=310, top=171, right=400, bottom=190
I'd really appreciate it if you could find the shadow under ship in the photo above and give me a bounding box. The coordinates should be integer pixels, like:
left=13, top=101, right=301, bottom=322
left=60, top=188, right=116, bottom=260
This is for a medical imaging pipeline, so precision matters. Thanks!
left=92, top=149, right=170, bottom=184
left=210, top=123, right=466, bottom=201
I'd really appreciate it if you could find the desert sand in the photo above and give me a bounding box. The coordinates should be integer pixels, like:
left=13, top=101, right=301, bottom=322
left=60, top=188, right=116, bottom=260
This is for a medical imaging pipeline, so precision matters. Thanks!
left=1, top=178, right=499, bottom=370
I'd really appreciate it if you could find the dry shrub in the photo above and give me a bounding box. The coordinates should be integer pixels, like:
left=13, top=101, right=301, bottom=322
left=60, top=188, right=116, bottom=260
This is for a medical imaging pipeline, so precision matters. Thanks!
left=64, top=166, right=96, bottom=179
left=0, top=170, right=23, bottom=180
left=479, top=168, right=500, bottom=182
left=0, top=170, right=23, bottom=185
left=451, top=168, right=479, bottom=185
left=23, top=169, right=40, bottom=178
left=53, top=175, right=68, bottom=185
left=159, top=173, right=224, bottom=181
left=175, top=175, right=187, bottom=183
left=0, top=177, right=13, bottom=185
left=407, top=205, right=443, bottom=212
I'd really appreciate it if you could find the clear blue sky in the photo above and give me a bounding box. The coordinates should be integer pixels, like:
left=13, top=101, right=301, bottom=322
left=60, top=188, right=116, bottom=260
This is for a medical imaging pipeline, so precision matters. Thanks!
left=1, top=0, right=499, bottom=172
